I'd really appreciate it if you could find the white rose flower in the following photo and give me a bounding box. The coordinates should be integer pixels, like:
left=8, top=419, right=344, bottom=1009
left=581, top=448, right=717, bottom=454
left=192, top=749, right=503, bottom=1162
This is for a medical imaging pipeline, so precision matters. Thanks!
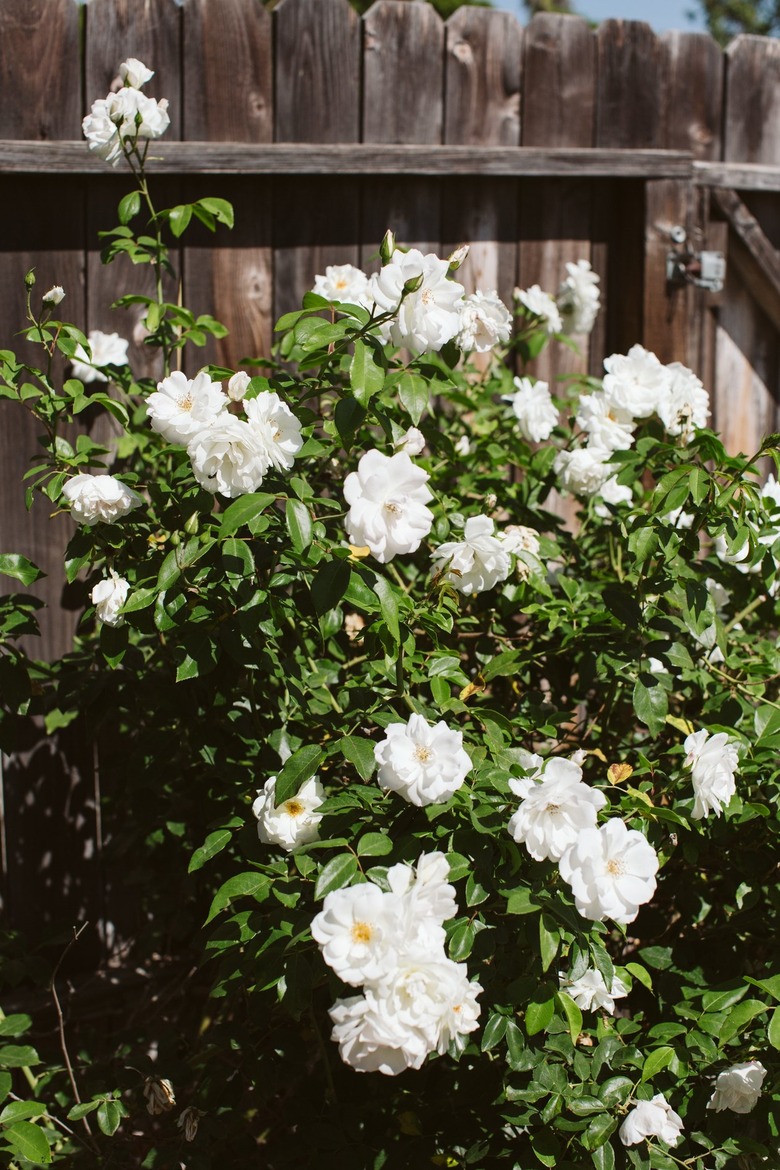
left=707, top=1060, right=766, bottom=1113
left=312, top=264, right=370, bottom=306
left=187, top=416, right=270, bottom=497
left=557, top=259, right=600, bottom=335
left=595, top=475, right=634, bottom=516
left=395, top=427, right=425, bottom=456
left=554, top=445, right=613, bottom=497
left=62, top=473, right=142, bottom=526
left=502, top=377, right=558, bottom=443
left=133, top=92, right=170, bottom=141
left=514, top=284, right=563, bottom=334
left=456, top=289, right=512, bottom=353
left=227, top=371, right=251, bottom=402
left=657, top=361, right=710, bottom=439
left=369, top=248, right=465, bottom=355
left=372, top=955, right=482, bottom=1057
left=603, top=344, right=670, bottom=420
left=386, top=851, right=457, bottom=925
left=147, top=370, right=227, bottom=445
left=244, top=392, right=304, bottom=472
left=70, top=330, right=130, bottom=384
left=558, top=818, right=659, bottom=924
left=343, top=449, right=433, bottom=563
left=82, top=98, right=123, bottom=165
left=683, top=729, right=739, bottom=819
left=42, top=285, right=65, bottom=306
left=311, top=883, right=408, bottom=986
left=576, top=391, right=635, bottom=453
left=431, top=515, right=512, bottom=594
left=252, top=774, right=325, bottom=852
left=374, top=713, right=472, bottom=807
left=329, top=992, right=424, bottom=1076
left=559, top=968, right=628, bottom=1014
left=90, top=570, right=130, bottom=627
left=507, top=757, right=607, bottom=863
left=619, top=1094, right=684, bottom=1147
left=119, top=57, right=154, bottom=89
left=761, top=473, right=780, bottom=510
left=454, top=435, right=471, bottom=457
left=501, top=525, right=541, bottom=558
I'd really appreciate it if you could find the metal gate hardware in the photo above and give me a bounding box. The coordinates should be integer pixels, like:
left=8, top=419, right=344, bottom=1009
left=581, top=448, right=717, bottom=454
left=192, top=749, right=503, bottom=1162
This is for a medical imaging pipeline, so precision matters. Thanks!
left=666, top=231, right=726, bottom=293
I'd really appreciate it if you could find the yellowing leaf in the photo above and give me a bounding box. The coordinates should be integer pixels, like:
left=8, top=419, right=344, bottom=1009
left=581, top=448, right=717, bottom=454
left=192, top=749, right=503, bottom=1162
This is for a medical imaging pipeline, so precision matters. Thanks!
left=590, top=747, right=607, bottom=763
left=666, top=714, right=695, bottom=736
left=459, top=675, right=484, bottom=702
left=627, top=786, right=654, bottom=807
left=608, top=763, right=634, bottom=784
left=348, top=545, right=371, bottom=559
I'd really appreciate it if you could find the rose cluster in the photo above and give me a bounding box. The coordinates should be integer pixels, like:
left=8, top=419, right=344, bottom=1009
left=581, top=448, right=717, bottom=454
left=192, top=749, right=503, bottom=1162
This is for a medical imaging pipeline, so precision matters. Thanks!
left=82, top=57, right=170, bottom=166
left=311, top=853, right=482, bottom=1075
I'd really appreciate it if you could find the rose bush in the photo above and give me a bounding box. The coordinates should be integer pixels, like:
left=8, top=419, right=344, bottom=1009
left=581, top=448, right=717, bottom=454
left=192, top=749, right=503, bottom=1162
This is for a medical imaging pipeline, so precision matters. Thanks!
left=0, top=57, right=777, bottom=1170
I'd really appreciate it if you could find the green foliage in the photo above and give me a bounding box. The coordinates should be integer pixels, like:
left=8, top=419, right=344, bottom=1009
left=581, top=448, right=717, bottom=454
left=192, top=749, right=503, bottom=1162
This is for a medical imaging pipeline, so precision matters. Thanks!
left=691, top=0, right=780, bottom=43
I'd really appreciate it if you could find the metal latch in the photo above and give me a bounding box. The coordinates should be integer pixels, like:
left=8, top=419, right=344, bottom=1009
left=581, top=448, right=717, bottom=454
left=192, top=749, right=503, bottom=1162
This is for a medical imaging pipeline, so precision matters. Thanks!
left=666, top=226, right=726, bottom=293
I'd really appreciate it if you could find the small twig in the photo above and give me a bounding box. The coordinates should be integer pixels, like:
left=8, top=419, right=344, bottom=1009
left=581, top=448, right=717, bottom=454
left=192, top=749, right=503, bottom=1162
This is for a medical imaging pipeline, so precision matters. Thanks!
left=49, top=922, right=95, bottom=1142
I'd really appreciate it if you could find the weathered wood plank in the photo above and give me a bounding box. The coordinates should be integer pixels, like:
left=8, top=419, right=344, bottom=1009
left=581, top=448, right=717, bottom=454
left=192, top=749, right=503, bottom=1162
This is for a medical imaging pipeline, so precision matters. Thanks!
left=713, top=189, right=780, bottom=337
left=183, top=0, right=273, bottom=371
left=694, top=162, right=780, bottom=191
left=0, top=140, right=697, bottom=176
left=362, top=1, right=445, bottom=260
left=442, top=8, right=521, bottom=310
left=274, top=0, right=361, bottom=321
left=85, top=0, right=183, bottom=382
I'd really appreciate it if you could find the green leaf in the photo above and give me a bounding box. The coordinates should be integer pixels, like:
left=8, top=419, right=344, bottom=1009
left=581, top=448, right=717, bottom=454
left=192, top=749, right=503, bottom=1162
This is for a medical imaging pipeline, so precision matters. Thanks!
left=768, top=1006, right=780, bottom=1050
left=188, top=828, right=234, bottom=873
left=719, top=998, right=768, bottom=1045
left=274, top=745, right=324, bottom=807
left=96, top=1099, right=124, bottom=1136
left=555, top=991, right=583, bottom=1045
left=525, top=992, right=555, bottom=1036
left=398, top=372, right=429, bottom=425
left=448, top=921, right=475, bottom=961
left=632, top=678, right=668, bottom=736
left=340, top=735, right=376, bottom=782
left=0, top=1014, right=31, bottom=1038
left=538, top=914, right=560, bottom=973
left=357, top=832, right=393, bottom=857
left=0, top=1045, right=40, bottom=1068
left=206, top=872, right=270, bottom=924
left=335, top=397, right=366, bottom=446
left=581, top=1113, right=618, bottom=1152
left=4, top=1120, right=51, bottom=1164
left=480, top=1013, right=508, bottom=1052
left=505, top=887, right=539, bottom=915
left=168, top=204, right=193, bottom=238
left=66, top=1101, right=100, bottom=1121
left=0, top=1101, right=46, bottom=1124
left=350, top=339, right=385, bottom=405
left=197, top=197, right=234, bottom=229
left=591, top=1138, right=616, bottom=1170
left=625, top=962, right=653, bottom=991
left=641, top=1045, right=675, bottom=1081
left=0, top=553, right=43, bottom=586
left=373, top=575, right=400, bottom=644
left=0, top=1072, right=11, bottom=1102
left=311, top=559, right=351, bottom=617
left=314, top=854, right=359, bottom=900
left=222, top=537, right=254, bottom=579
left=219, top=492, right=276, bottom=536
left=117, top=190, right=141, bottom=224
left=285, top=498, right=313, bottom=554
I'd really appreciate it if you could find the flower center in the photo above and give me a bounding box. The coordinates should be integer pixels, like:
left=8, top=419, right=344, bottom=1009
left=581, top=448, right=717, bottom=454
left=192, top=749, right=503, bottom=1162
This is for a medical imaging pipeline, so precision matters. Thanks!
left=273, top=428, right=282, bottom=441
left=606, top=858, right=625, bottom=876
left=545, top=802, right=560, bottom=815
left=384, top=501, right=402, bottom=515
left=351, top=921, right=373, bottom=944
left=414, top=744, right=432, bottom=763
left=284, top=799, right=304, bottom=817
left=421, top=288, right=433, bottom=304
left=178, top=393, right=193, bottom=411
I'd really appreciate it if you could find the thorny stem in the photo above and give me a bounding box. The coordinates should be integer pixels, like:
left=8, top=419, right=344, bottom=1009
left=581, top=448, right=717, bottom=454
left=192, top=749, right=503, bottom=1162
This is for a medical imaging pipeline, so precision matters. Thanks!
left=124, top=140, right=171, bottom=377
left=50, top=922, right=98, bottom=1145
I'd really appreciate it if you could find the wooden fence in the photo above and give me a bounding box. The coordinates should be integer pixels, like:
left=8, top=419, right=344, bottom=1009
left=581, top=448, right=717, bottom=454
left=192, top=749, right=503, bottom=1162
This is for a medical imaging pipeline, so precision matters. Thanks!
left=1, top=0, right=780, bottom=942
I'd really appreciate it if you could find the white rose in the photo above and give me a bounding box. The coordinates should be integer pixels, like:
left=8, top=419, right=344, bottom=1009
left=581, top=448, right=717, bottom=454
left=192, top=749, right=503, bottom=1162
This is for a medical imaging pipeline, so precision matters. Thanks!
left=456, top=290, right=512, bottom=353
left=311, top=883, right=408, bottom=986
left=42, top=286, right=65, bottom=306
left=514, top=284, right=562, bottom=334
left=594, top=475, right=634, bottom=516
left=135, top=93, right=170, bottom=141
left=508, top=757, right=607, bottom=863
left=187, top=416, right=269, bottom=497
left=312, top=264, right=370, bottom=306
left=147, top=370, right=227, bottom=445
left=707, top=1061, right=766, bottom=1113
left=395, top=427, right=426, bottom=456
left=227, top=371, right=251, bottom=402
left=501, top=524, right=541, bottom=558
left=557, top=259, right=600, bottom=335
left=329, top=992, right=423, bottom=1076
left=252, top=774, right=325, bottom=852
left=683, top=729, right=739, bottom=819
left=431, top=515, right=512, bottom=594
left=454, top=435, right=471, bottom=457
left=119, top=57, right=154, bottom=89
left=62, top=473, right=142, bottom=526
left=374, top=713, right=472, bottom=807
left=559, top=968, right=628, bottom=1014
left=503, top=377, right=558, bottom=443
left=369, top=248, right=465, bottom=355
left=343, top=449, right=433, bottom=563
left=70, top=330, right=130, bottom=383
left=576, top=391, right=635, bottom=453
left=90, top=570, right=130, bottom=627
left=554, top=445, right=613, bottom=497
left=657, top=361, right=710, bottom=439
left=386, top=851, right=457, bottom=926
left=243, top=392, right=304, bottom=472
left=558, top=819, right=658, bottom=924
left=603, top=344, right=670, bottom=420
left=619, top=1094, right=683, bottom=1147
left=371, top=955, right=482, bottom=1056
left=82, top=98, right=122, bottom=165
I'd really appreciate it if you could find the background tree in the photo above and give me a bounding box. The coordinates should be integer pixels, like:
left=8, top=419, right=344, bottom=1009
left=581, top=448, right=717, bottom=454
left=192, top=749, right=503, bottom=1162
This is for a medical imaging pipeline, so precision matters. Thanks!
left=690, top=0, right=780, bottom=42
left=522, top=0, right=577, bottom=14
left=347, top=0, right=490, bottom=17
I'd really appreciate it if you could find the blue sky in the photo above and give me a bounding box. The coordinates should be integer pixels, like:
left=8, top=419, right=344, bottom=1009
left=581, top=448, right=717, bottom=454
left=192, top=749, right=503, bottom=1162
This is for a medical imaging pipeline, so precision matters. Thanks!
left=495, top=1, right=708, bottom=34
